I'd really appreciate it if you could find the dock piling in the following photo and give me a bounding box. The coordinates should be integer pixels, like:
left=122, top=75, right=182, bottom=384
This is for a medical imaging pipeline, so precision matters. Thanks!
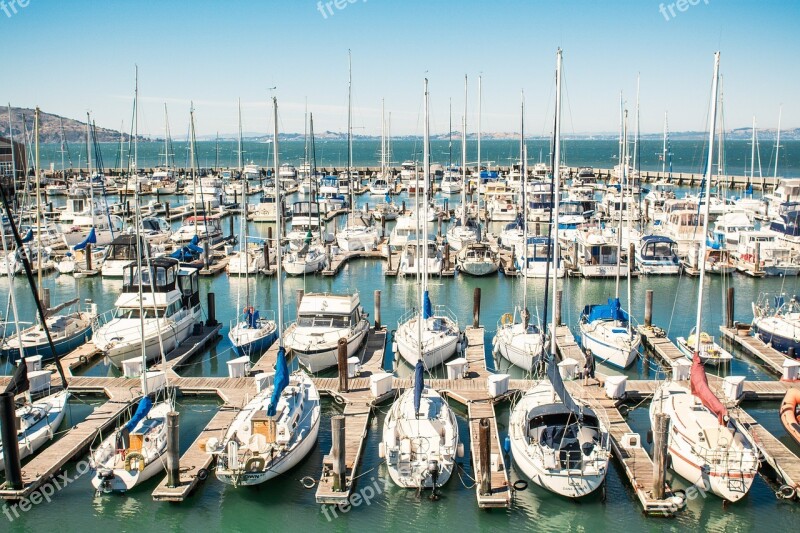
left=473, top=287, right=481, bottom=328
left=165, top=201, right=170, bottom=220
left=206, top=292, right=218, bottom=327
left=754, top=242, right=761, bottom=275
left=555, top=289, right=562, bottom=326
left=331, top=415, right=346, bottom=492
left=166, top=411, right=180, bottom=488
left=645, top=289, right=653, bottom=328
left=374, top=290, right=381, bottom=329
left=0, top=392, right=23, bottom=490
left=478, top=417, right=491, bottom=496
left=444, top=243, right=450, bottom=271
left=726, top=287, right=735, bottom=329
left=337, top=338, right=348, bottom=393
left=652, top=412, right=670, bottom=499
left=86, top=243, right=93, bottom=271
left=203, top=242, right=211, bottom=270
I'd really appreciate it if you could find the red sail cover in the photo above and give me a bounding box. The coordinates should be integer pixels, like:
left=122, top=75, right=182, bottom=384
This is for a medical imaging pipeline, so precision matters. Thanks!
left=690, top=352, right=728, bottom=425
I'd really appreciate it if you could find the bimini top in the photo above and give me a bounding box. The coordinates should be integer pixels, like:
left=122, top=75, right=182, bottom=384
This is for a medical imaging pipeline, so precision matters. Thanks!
left=582, top=298, right=629, bottom=324
left=640, top=235, right=676, bottom=245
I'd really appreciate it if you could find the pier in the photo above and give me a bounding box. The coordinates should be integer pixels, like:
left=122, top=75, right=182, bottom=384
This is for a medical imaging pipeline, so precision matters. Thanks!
left=719, top=325, right=792, bottom=376
left=639, top=325, right=685, bottom=369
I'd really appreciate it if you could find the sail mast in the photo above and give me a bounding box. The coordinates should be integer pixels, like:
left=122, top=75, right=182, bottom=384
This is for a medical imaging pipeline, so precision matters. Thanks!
left=461, top=75, right=467, bottom=227
left=774, top=105, right=782, bottom=183
left=347, top=50, right=353, bottom=220
left=693, top=52, right=721, bottom=353
left=521, top=91, right=527, bottom=308
left=549, top=49, right=562, bottom=356
left=273, top=96, right=284, bottom=344
left=35, top=107, right=42, bottom=300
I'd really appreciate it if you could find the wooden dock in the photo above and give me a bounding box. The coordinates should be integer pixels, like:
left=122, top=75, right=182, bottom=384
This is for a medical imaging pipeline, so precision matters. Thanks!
left=151, top=388, right=249, bottom=502
left=322, top=248, right=384, bottom=276
left=466, top=400, right=511, bottom=508
left=155, top=323, right=223, bottom=375
left=719, top=325, right=791, bottom=376
left=315, top=401, right=373, bottom=504
left=0, top=388, right=139, bottom=501
left=463, top=326, right=487, bottom=379
left=554, top=325, right=587, bottom=367
left=565, top=381, right=679, bottom=516
left=199, top=256, right=230, bottom=276
left=639, top=325, right=685, bottom=369
left=734, top=407, right=800, bottom=492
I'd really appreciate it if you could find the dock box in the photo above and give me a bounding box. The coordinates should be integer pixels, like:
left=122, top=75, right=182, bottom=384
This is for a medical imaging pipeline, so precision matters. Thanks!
left=488, top=373, right=510, bottom=397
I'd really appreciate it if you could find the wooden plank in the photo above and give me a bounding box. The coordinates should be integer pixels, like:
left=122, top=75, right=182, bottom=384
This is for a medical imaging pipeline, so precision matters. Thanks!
left=720, top=326, right=790, bottom=376
left=315, top=401, right=372, bottom=504
left=467, top=401, right=510, bottom=508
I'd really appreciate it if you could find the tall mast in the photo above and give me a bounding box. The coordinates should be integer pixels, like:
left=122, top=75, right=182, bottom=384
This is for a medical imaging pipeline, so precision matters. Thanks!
left=273, top=96, right=284, bottom=344
left=549, top=49, right=562, bottom=357
left=750, top=116, right=756, bottom=181
left=3, top=104, right=20, bottom=339
left=423, top=78, right=429, bottom=295
left=520, top=91, right=527, bottom=307
left=381, top=98, right=386, bottom=176
left=615, top=112, right=627, bottom=301
left=662, top=111, right=668, bottom=174
left=477, top=75, right=482, bottom=221
left=35, top=107, right=42, bottom=299
left=237, top=98, right=249, bottom=309
left=86, top=112, right=96, bottom=231
left=774, top=105, right=782, bottom=182
left=694, top=52, right=720, bottom=353
left=133, top=65, right=138, bottom=175
left=448, top=97, right=452, bottom=169
left=461, top=75, right=467, bottom=227
left=347, top=50, right=353, bottom=218
left=189, top=103, right=198, bottom=234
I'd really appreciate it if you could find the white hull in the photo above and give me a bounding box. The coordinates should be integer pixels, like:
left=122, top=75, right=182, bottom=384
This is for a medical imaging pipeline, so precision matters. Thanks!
left=0, top=391, right=70, bottom=472
left=580, top=320, right=640, bottom=369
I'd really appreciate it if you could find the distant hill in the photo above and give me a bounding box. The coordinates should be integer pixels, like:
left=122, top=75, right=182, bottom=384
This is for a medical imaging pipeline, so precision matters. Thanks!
left=0, top=107, right=143, bottom=144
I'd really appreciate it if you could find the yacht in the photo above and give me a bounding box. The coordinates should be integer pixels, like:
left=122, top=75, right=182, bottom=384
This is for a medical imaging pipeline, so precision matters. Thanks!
left=398, top=238, right=443, bottom=276
left=635, top=235, right=680, bottom=275
left=573, top=226, right=628, bottom=278
left=456, top=241, right=499, bottom=276
left=284, top=292, right=369, bottom=372
left=170, top=215, right=224, bottom=245
left=751, top=294, right=800, bottom=356
left=101, top=234, right=151, bottom=278
left=93, top=258, right=202, bottom=368
left=516, top=237, right=564, bottom=278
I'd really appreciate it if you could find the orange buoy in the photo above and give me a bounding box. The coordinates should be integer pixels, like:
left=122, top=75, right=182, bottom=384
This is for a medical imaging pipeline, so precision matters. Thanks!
left=780, top=389, right=800, bottom=447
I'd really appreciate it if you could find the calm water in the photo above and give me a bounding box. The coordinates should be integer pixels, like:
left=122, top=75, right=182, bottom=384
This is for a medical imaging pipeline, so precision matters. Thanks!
left=2, top=186, right=800, bottom=530
left=36, top=138, right=800, bottom=178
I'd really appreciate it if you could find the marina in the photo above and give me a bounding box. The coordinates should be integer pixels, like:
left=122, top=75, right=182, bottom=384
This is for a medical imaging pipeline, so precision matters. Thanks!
left=2, top=2, right=800, bottom=531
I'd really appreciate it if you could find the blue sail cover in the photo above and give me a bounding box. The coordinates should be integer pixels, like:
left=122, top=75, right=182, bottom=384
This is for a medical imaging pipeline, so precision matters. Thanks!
left=267, top=346, right=289, bottom=416
left=384, top=193, right=391, bottom=204
left=124, top=396, right=153, bottom=433
left=584, top=298, right=629, bottom=324
left=73, top=228, right=97, bottom=251
left=423, top=290, right=432, bottom=319
left=413, top=360, right=424, bottom=416
left=21, top=228, right=33, bottom=243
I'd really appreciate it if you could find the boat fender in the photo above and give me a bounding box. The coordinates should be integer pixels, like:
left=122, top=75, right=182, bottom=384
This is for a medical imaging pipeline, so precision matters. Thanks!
left=245, top=457, right=266, bottom=473
left=513, top=480, right=528, bottom=491
left=378, top=442, right=385, bottom=459
left=457, top=442, right=465, bottom=458
left=196, top=468, right=209, bottom=481
left=124, top=452, right=145, bottom=472
left=503, top=436, right=511, bottom=455
left=777, top=485, right=796, bottom=500
left=391, top=343, right=398, bottom=355
left=646, top=430, right=653, bottom=445
left=500, top=313, right=513, bottom=326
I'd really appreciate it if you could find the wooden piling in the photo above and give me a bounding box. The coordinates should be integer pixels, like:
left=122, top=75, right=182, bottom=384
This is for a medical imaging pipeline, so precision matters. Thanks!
left=754, top=242, right=761, bottom=275
left=444, top=242, right=450, bottom=271
left=479, top=417, right=491, bottom=496
left=652, top=413, right=670, bottom=500
left=86, top=243, right=93, bottom=271
left=166, top=411, right=180, bottom=488
left=374, top=289, right=381, bottom=329
left=206, top=292, right=218, bottom=327
left=331, top=415, right=346, bottom=492
left=726, top=287, right=735, bottom=329
left=337, top=337, right=348, bottom=393
left=645, top=289, right=653, bottom=328
left=0, top=392, right=23, bottom=490
left=165, top=201, right=171, bottom=220
left=555, top=289, right=563, bottom=326
left=473, top=287, right=481, bottom=328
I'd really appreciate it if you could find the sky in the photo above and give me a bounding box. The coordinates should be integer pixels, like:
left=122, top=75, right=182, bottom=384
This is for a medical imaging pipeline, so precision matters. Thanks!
left=1, top=0, right=798, bottom=138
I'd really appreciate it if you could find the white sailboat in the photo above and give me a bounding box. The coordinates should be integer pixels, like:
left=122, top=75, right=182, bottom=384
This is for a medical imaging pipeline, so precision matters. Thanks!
left=650, top=52, right=759, bottom=503
left=446, top=75, right=479, bottom=252
left=211, top=96, right=320, bottom=487
left=509, top=51, right=611, bottom=498
left=228, top=101, right=278, bottom=359
left=395, top=79, right=462, bottom=370
left=493, top=95, right=545, bottom=372
left=579, top=103, right=641, bottom=369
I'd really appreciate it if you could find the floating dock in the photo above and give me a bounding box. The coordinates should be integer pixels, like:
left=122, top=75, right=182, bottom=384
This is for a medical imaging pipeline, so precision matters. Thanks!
left=639, top=325, right=686, bottom=369
left=719, top=325, right=792, bottom=376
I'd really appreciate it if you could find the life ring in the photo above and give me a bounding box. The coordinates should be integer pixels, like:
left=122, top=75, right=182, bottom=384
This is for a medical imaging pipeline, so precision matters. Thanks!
left=513, top=479, right=528, bottom=491
left=777, top=485, right=796, bottom=500
left=300, top=476, right=317, bottom=489
left=197, top=468, right=209, bottom=481
left=245, top=456, right=266, bottom=472
left=501, top=313, right=513, bottom=326
left=124, top=452, right=145, bottom=472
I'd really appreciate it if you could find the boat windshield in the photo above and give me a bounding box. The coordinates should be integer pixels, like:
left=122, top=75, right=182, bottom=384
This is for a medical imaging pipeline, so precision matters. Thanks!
left=297, top=314, right=351, bottom=328
left=116, top=307, right=165, bottom=319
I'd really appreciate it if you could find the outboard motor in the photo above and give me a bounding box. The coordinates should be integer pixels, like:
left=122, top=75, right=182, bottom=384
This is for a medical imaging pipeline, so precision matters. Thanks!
left=427, top=459, right=440, bottom=501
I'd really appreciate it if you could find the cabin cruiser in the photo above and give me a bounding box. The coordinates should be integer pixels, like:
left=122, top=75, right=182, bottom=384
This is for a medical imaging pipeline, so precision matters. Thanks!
left=516, top=237, right=564, bottom=278
left=456, top=241, right=499, bottom=276
left=398, top=238, right=443, bottom=276
left=571, top=226, right=628, bottom=278
left=93, top=258, right=202, bottom=368
left=752, top=293, right=800, bottom=356
left=59, top=189, right=123, bottom=247
left=635, top=235, right=680, bottom=275
left=735, top=230, right=800, bottom=276
left=284, top=292, right=370, bottom=372
left=170, top=215, right=224, bottom=245
left=101, top=235, right=152, bottom=278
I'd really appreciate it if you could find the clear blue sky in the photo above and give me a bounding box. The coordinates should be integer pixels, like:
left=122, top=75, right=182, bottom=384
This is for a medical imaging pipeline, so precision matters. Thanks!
left=2, top=0, right=798, bottom=137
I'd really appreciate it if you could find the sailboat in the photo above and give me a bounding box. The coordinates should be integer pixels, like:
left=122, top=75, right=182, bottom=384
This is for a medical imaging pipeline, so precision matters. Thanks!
left=510, top=52, right=610, bottom=498
left=91, top=88, right=176, bottom=491
left=395, top=79, right=462, bottom=370
left=210, top=96, right=320, bottom=486
left=228, top=100, right=278, bottom=358
left=493, top=94, right=545, bottom=372
left=337, top=52, right=379, bottom=253
left=0, top=360, right=71, bottom=473
left=579, top=104, right=641, bottom=369
left=650, top=52, right=759, bottom=503
left=446, top=75, right=479, bottom=252
left=380, top=360, right=461, bottom=489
